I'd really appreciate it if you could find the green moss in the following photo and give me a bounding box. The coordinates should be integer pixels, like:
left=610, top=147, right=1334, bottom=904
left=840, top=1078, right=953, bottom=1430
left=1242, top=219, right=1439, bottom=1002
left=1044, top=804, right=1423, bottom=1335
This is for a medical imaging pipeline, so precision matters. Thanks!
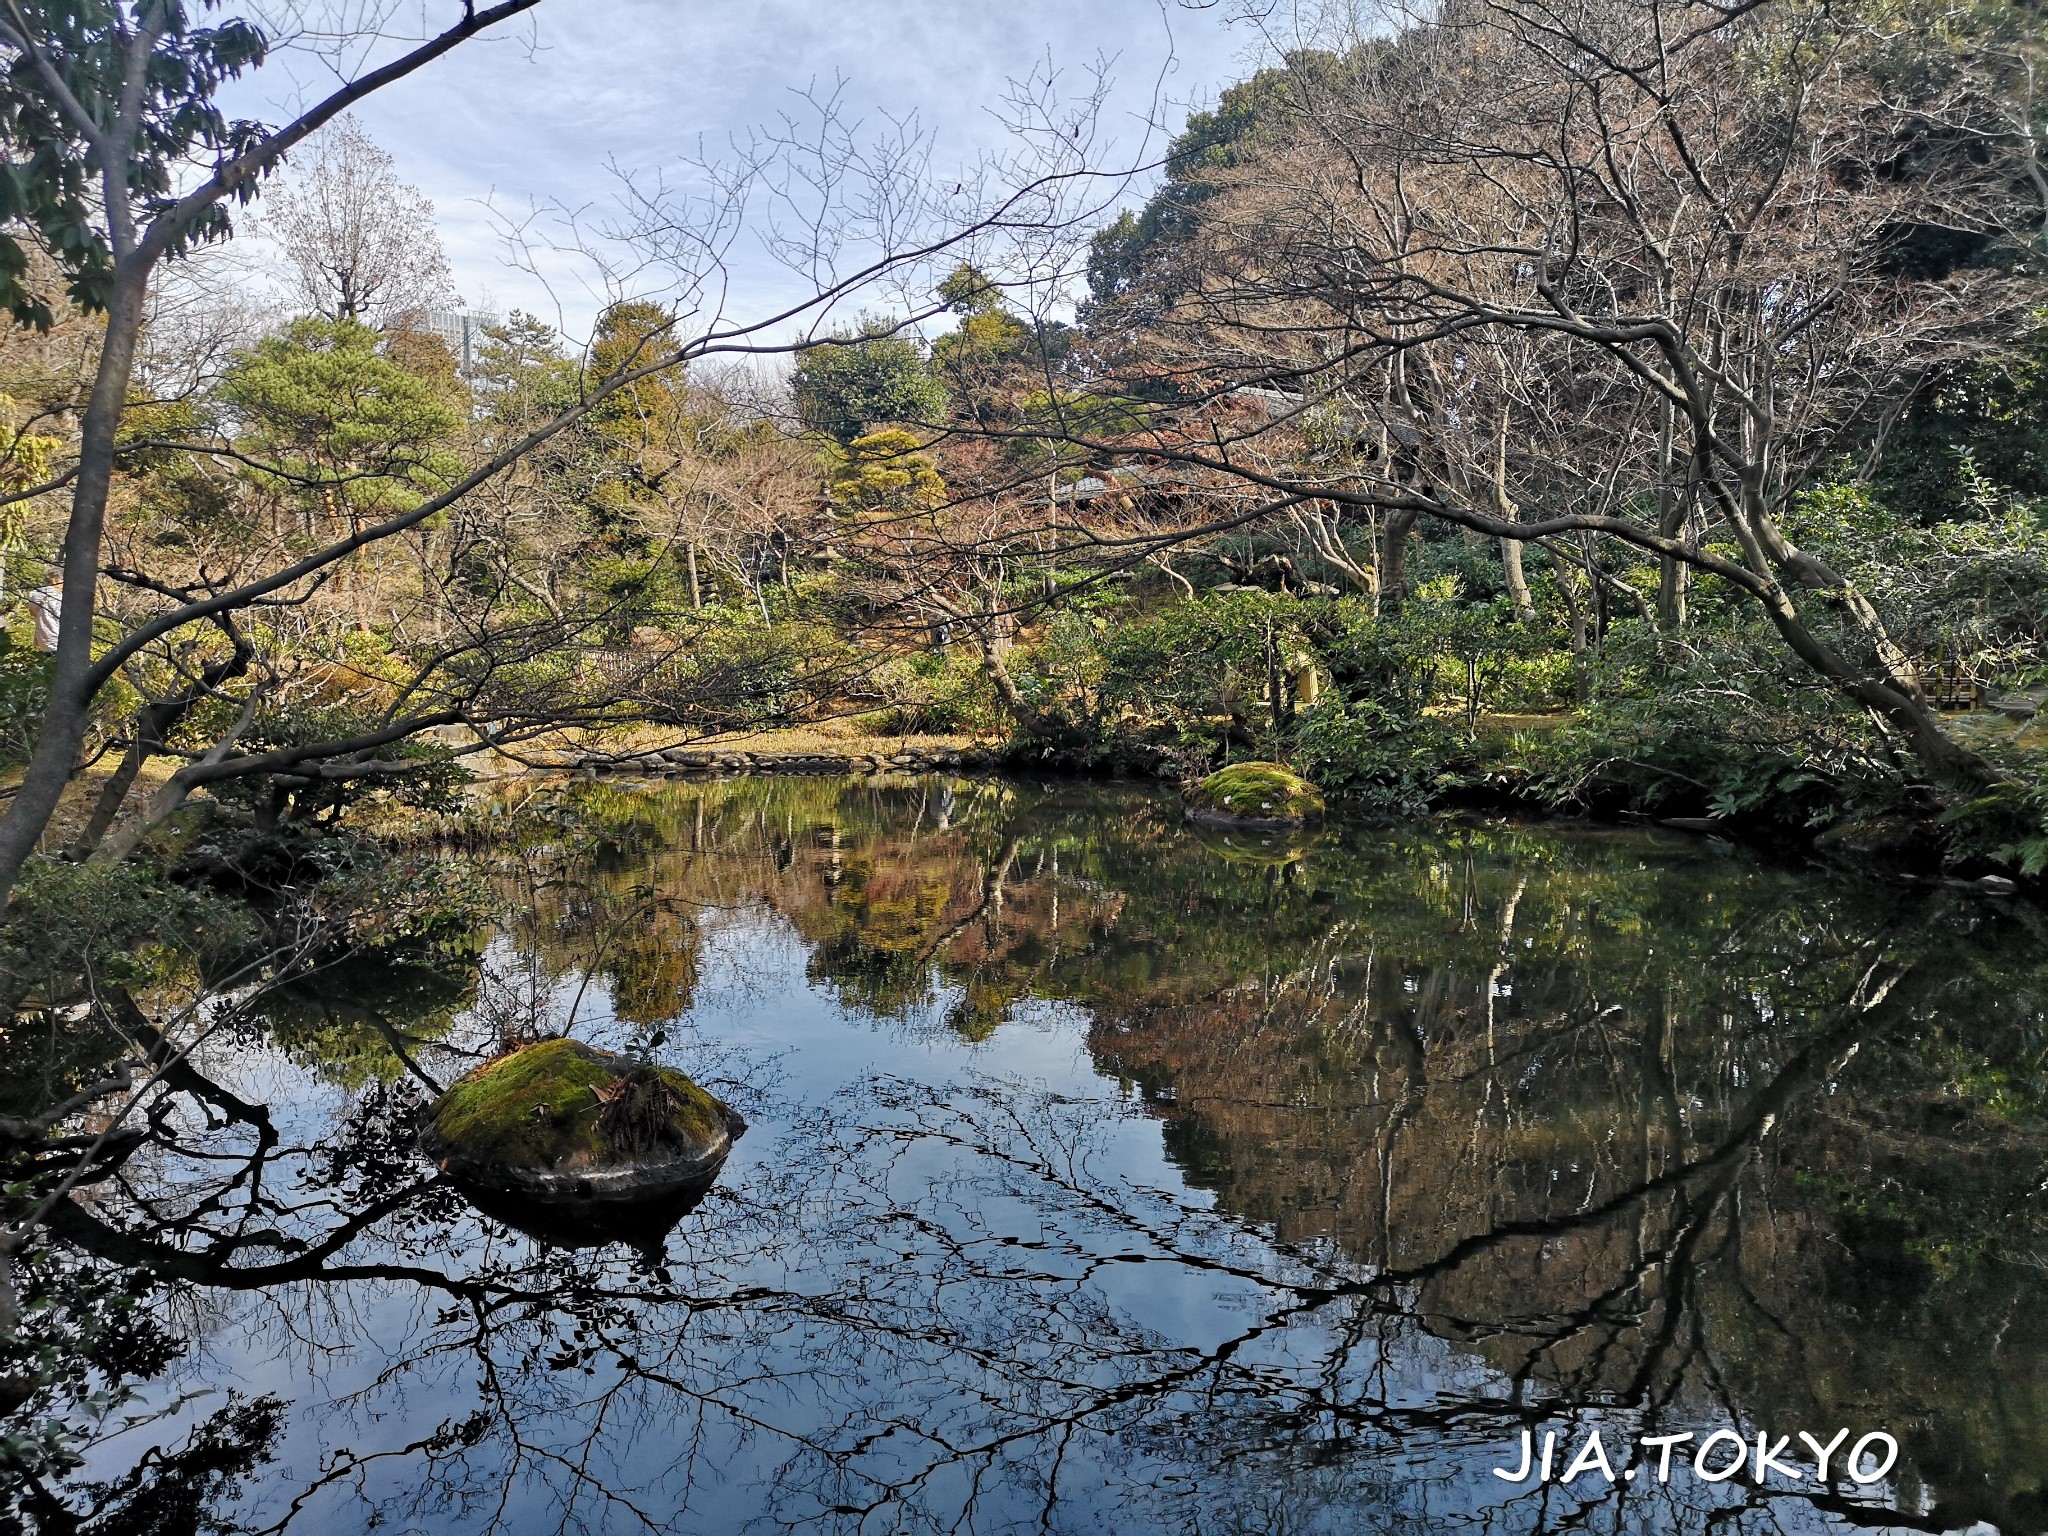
left=427, top=1037, right=728, bottom=1170
left=1186, top=762, right=1325, bottom=822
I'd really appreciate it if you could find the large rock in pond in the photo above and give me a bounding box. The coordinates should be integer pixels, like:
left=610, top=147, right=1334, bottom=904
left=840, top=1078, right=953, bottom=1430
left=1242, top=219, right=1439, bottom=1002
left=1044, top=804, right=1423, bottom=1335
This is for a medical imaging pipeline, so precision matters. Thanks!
left=1184, top=762, right=1326, bottom=829
left=420, top=1038, right=744, bottom=1220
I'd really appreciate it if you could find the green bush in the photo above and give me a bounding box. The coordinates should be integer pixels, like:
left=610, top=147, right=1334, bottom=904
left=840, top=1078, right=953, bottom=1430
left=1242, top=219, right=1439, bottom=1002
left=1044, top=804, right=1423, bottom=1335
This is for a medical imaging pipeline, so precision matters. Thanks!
left=1096, top=592, right=1289, bottom=727
left=1002, top=589, right=1576, bottom=780
left=0, top=860, right=250, bottom=1014
left=1940, top=738, right=2048, bottom=875
left=1510, top=622, right=1909, bottom=827
left=1495, top=649, right=1575, bottom=713
left=0, top=631, right=50, bottom=769
left=858, top=651, right=997, bottom=735
left=1293, top=699, right=1465, bottom=815
left=635, top=616, right=848, bottom=729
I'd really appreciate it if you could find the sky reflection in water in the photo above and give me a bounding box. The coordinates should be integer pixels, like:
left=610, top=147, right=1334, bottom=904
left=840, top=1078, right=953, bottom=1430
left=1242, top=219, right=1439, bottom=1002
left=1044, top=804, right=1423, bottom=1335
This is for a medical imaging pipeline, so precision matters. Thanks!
left=58, top=776, right=2048, bottom=1534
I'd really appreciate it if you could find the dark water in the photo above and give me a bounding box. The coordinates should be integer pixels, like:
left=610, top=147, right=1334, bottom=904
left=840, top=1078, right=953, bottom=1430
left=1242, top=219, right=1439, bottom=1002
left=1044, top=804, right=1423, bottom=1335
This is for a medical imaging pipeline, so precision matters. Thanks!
left=34, top=777, right=2048, bottom=1534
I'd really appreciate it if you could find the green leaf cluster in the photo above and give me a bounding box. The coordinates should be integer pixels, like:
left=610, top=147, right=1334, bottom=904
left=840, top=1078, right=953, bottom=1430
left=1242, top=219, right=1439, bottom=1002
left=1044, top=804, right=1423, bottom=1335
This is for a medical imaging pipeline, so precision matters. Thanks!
left=791, top=321, right=945, bottom=444
left=219, top=316, right=464, bottom=522
left=0, top=0, right=269, bottom=326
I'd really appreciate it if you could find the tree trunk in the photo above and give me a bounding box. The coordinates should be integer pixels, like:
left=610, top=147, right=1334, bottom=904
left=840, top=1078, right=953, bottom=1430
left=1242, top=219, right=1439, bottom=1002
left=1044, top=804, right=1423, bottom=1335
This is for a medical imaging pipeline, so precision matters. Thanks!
left=1654, top=556, right=1689, bottom=630
left=1379, top=508, right=1419, bottom=614
left=74, top=735, right=153, bottom=862
left=1742, top=572, right=1995, bottom=791
left=0, top=265, right=148, bottom=907
left=1725, top=489, right=1985, bottom=785
left=976, top=627, right=1038, bottom=731
left=71, top=638, right=253, bottom=859
left=1654, top=401, right=1690, bottom=630
left=1500, top=537, right=1535, bottom=624
left=1554, top=558, right=1591, bottom=704
left=1265, top=617, right=1290, bottom=733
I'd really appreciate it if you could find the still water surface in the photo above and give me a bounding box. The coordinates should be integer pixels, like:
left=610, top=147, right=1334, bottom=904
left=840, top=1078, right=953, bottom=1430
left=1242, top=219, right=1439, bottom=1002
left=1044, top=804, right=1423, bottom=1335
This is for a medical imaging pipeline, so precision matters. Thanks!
left=54, top=777, right=2048, bottom=1533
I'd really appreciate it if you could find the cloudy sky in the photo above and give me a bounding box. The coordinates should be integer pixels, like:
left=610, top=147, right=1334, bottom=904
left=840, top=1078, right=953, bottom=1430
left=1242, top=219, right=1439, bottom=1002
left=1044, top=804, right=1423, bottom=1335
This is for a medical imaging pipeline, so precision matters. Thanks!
left=228, top=1, right=1292, bottom=340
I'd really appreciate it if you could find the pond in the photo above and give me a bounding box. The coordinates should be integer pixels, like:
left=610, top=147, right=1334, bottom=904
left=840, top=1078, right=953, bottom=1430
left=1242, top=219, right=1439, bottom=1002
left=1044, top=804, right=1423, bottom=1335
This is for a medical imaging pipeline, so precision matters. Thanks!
left=27, top=776, right=2048, bottom=1534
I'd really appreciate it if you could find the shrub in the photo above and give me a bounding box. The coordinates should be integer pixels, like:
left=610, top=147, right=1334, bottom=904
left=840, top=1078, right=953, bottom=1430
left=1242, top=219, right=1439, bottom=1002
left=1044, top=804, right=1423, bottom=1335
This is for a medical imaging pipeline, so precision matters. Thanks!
left=1940, top=737, right=2048, bottom=876
left=1510, top=623, right=1910, bottom=827
left=859, top=651, right=997, bottom=735
left=1293, top=700, right=1465, bottom=815
left=0, top=860, right=250, bottom=1014
left=0, top=631, right=50, bottom=769
left=1092, top=590, right=1303, bottom=756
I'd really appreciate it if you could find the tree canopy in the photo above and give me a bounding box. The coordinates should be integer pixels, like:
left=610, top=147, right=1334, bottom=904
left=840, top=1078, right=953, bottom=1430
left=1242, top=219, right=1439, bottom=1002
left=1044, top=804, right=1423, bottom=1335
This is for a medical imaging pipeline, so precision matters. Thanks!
left=790, top=320, right=945, bottom=444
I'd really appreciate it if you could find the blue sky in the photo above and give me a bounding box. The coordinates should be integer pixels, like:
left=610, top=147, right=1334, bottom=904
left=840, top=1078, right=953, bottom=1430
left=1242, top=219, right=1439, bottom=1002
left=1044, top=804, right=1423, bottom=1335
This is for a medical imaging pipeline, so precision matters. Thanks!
left=230, top=1, right=1285, bottom=341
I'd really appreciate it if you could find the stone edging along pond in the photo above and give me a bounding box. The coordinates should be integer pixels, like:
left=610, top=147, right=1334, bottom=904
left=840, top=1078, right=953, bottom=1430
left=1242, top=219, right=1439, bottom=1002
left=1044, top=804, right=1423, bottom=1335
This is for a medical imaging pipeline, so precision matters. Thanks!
left=507, top=744, right=1003, bottom=778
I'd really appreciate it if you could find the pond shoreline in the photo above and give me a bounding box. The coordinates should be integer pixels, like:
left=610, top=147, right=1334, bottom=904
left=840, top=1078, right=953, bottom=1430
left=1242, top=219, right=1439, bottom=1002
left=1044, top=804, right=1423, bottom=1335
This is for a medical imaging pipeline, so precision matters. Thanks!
left=457, top=751, right=2038, bottom=902
left=528, top=742, right=1004, bottom=778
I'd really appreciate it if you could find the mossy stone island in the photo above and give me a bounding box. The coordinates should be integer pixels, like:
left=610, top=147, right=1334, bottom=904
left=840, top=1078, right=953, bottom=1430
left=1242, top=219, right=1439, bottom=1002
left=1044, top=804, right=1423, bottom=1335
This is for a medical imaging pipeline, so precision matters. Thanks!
left=1184, top=762, right=1326, bottom=829
left=420, top=1037, right=745, bottom=1206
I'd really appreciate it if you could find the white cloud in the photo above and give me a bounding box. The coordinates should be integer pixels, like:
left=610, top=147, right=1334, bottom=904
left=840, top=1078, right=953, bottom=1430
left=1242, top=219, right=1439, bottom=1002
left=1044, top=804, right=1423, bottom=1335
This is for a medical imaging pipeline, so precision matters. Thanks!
left=223, top=1, right=1271, bottom=343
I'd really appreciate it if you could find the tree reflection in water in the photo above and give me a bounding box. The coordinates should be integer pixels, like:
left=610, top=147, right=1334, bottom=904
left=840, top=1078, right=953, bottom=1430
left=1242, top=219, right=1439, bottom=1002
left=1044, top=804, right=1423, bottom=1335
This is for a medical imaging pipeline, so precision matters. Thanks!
left=13, top=776, right=2048, bottom=1535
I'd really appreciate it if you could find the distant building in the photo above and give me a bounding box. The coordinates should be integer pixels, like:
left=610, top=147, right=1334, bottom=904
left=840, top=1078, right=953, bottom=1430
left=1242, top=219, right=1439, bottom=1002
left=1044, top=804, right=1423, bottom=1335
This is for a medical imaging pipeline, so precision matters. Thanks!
left=412, top=309, right=501, bottom=375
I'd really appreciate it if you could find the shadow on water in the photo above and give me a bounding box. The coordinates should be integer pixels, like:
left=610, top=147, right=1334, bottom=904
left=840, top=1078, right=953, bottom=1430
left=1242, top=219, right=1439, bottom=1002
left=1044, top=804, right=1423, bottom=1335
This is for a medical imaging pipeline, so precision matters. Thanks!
left=10, top=774, right=2048, bottom=1534
left=444, top=1170, right=727, bottom=1254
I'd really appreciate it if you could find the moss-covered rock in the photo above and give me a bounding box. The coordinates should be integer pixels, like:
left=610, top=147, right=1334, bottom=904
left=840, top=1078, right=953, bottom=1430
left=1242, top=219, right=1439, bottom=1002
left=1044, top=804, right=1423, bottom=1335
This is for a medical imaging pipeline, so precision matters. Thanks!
left=1184, top=762, right=1326, bottom=828
left=420, top=1037, right=742, bottom=1201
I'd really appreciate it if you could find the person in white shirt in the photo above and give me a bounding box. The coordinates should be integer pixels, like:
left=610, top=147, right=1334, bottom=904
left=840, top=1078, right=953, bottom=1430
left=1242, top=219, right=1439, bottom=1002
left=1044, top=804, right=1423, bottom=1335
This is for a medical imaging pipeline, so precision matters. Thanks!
left=25, top=568, right=62, bottom=653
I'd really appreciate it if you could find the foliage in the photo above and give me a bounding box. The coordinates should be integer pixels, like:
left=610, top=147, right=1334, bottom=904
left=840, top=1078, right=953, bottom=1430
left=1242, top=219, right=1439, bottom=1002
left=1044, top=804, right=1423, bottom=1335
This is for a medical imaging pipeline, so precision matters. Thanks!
left=219, top=316, right=465, bottom=523
left=1788, top=477, right=2048, bottom=680
left=0, top=859, right=248, bottom=1013
left=791, top=321, right=945, bottom=444
left=1871, top=321, right=2048, bottom=527
left=0, top=1251, right=180, bottom=1500
left=0, top=0, right=269, bottom=325
left=1082, top=53, right=1344, bottom=315
left=1014, top=590, right=1556, bottom=778
left=1511, top=622, right=1915, bottom=826
left=931, top=265, right=1027, bottom=364
left=1292, top=701, right=1466, bottom=816
left=0, top=633, right=48, bottom=769
left=859, top=650, right=997, bottom=735
left=192, top=698, right=471, bottom=833
left=828, top=428, right=946, bottom=514
left=0, top=392, right=57, bottom=497
left=1311, top=586, right=1545, bottom=722
left=1087, top=590, right=1300, bottom=755
left=1941, top=741, right=2048, bottom=875
left=1004, top=390, right=1156, bottom=467
left=584, top=301, right=687, bottom=443
left=55, top=1390, right=287, bottom=1535
left=635, top=615, right=849, bottom=731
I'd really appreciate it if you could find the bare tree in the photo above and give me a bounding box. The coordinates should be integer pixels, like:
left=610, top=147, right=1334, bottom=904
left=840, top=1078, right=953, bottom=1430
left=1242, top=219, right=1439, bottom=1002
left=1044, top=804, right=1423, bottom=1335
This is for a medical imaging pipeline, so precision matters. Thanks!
left=264, top=116, right=462, bottom=326
left=0, top=0, right=547, bottom=908
left=0, top=2, right=1126, bottom=908
left=945, top=0, right=2046, bottom=788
